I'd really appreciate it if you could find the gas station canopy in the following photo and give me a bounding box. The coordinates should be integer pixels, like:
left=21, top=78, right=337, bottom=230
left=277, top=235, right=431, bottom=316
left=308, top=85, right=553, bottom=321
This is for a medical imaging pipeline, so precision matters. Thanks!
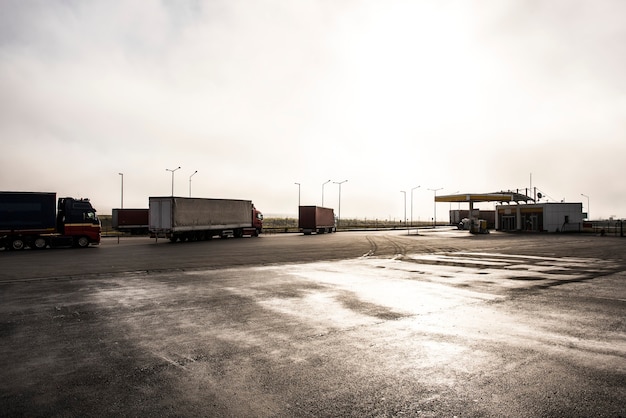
left=435, top=192, right=534, bottom=204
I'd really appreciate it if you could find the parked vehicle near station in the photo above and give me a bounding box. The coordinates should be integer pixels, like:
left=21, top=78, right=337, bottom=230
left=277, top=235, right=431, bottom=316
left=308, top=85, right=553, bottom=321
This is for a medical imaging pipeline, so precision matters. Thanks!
left=112, top=208, right=149, bottom=235
left=149, top=196, right=263, bottom=242
left=0, top=191, right=101, bottom=250
left=458, top=218, right=471, bottom=230
left=299, top=206, right=336, bottom=235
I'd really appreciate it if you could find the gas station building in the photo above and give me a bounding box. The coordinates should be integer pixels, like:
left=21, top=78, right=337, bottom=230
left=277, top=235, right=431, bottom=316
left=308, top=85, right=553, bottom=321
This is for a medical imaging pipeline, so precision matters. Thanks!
left=436, top=192, right=584, bottom=233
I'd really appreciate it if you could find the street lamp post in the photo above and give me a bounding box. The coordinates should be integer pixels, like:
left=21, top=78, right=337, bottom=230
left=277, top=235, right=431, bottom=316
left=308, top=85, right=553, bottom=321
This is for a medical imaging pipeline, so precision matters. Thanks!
left=189, top=170, right=197, bottom=197
left=410, top=185, right=420, bottom=230
left=294, top=183, right=301, bottom=207
left=401, top=190, right=407, bottom=234
left=166, top=166, right=181, bottom=196
left=118, top=173, right=124, bottom=208
left=321, top=180, right=331, bottom=207
left=428, top=187, right=443, bottom=228
left=581, top=193, right=590, bottom=220
left=334, top=180, right=347, bottom=228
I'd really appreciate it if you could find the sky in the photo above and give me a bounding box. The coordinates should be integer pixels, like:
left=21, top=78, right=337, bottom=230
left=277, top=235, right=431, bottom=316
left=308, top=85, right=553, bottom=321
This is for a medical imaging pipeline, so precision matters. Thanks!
left=1, top=0, right=625, bottom=221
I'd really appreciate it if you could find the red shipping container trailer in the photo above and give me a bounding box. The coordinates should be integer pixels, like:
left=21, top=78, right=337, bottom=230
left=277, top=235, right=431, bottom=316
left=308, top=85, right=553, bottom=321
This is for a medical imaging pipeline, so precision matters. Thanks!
left=112, top=208, right=149, bottom=235
left=298, top=206, right=336, bottom=235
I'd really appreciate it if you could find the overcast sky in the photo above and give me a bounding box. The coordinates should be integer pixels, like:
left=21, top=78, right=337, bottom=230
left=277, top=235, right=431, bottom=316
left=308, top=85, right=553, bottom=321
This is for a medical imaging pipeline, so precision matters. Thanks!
left=1, top=0, right=624, bottom=221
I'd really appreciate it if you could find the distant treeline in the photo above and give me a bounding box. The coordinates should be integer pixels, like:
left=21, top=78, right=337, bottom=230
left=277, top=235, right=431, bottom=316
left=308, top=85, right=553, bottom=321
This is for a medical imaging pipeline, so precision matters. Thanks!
left=263, top=217, right=437, bottom=233
left=99, top=215, right=440, bottom=236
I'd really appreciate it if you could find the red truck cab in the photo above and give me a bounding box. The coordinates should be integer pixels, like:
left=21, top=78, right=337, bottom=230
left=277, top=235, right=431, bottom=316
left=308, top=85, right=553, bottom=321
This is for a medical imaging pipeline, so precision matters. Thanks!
left=57, top=197, right=101, bottom=247
left=252, top=205, right=263, bottom=236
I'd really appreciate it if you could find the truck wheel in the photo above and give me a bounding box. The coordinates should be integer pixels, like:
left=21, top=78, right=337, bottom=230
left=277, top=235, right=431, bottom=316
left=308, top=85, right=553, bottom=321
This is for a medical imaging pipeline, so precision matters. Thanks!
left=76, top=236, right=90, bottom=248
left=33, top=237, right=48, bottom=250
left=11, top=238, right=25, bottom=250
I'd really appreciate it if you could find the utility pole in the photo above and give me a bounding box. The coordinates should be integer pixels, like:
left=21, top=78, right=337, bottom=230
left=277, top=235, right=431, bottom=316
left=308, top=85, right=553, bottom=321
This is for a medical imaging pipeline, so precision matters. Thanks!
left=321, top=180, right=331, bottom=206
left=410, top=185, right=420, bottom=231
left=334, top=180, right=347, bottom=228
left=166, top=166, right=181, bottom=196
left=294, top=182, right=301, bottom=207
left=189, top=170, right=197, bottom=197
left=581, top=193, right=590, bottom=220
left=118, top=173, right=124, bottom=208
left=428, top=187, right=443, bottom=228
left=401, top=190, right=407, bottom=234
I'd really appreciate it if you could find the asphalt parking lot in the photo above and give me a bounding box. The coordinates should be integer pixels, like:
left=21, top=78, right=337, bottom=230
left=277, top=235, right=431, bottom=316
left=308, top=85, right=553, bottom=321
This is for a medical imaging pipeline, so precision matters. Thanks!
left=1, top=230, right=625, bottom=417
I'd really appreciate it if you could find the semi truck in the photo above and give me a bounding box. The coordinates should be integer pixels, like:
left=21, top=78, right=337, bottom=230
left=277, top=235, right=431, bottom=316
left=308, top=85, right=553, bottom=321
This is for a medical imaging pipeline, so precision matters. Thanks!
left=149, top=196, right=263, bottom=242
left=112, top=208, right=149, bottom=235
left=0, top=192, right=101, bottom=250
left=299, top=206, right=336, bottom=235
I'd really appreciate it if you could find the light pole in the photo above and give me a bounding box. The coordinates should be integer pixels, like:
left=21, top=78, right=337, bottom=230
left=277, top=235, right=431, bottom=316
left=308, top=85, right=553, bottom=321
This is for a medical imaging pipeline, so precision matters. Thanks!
left=334, top=180, right=347, bottom=227
left=166, top=166, right=181, bottom=196
left=581, top=193, right=590, bottom=220
left=410, top=185, right=420, bottom=230
left=189, top=170, right=197, bottom=197
left=294, top=182, right=301, bottom=207
left=428, top=187, right=443, bottom=228
left=401, top=190, right=407, bottom=234
left=118, top=173, right=124, bottom=208
left=321, top=180, right=331, bottom=207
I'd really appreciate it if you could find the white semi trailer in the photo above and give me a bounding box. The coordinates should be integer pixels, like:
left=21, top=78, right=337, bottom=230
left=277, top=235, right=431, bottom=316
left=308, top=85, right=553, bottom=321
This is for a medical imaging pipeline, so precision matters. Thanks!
left=149, top=197, right=263, bottom=243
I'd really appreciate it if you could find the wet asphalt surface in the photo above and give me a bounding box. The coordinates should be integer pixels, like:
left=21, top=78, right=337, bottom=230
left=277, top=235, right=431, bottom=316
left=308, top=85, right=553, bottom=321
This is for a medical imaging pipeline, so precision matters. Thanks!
left=0, top=230, right=625, bottom=417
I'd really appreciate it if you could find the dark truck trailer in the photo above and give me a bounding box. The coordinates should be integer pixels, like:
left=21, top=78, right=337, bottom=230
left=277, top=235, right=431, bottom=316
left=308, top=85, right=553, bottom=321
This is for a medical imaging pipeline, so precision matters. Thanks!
left=149, top=196, right=263, bottom=243
left=112, top=208, right=149, bottom=235
left=299, top=206, right=336, bottom=235
left=0, top=191, right=101, bottom=250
